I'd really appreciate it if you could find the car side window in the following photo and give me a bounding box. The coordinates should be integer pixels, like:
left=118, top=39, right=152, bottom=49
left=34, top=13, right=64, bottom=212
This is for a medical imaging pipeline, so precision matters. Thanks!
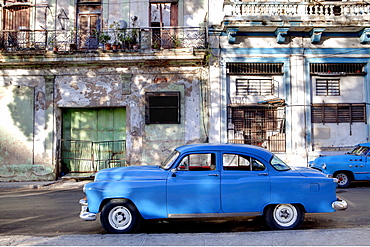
left=223, top=153, right=265, bottom=171
left=362, top=147, right=370, bottom=156
left=178, top=153, right=216, bottom=171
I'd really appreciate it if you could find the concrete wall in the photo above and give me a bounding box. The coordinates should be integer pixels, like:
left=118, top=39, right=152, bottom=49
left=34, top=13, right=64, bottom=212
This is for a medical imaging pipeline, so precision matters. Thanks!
left=0, top=63, right=207, bottom=181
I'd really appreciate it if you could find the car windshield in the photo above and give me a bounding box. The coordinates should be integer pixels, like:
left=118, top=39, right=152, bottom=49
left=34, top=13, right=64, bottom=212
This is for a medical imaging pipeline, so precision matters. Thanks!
left=160, top=150, right=180, bottom=169
left=348, top=145, right=370, bottom=156
left=270, top=155, right=291, bottom=171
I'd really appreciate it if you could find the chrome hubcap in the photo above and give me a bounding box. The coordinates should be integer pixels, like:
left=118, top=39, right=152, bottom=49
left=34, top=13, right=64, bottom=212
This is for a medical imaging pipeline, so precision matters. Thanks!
left=273, top=204, right=298, bottom=227
left=108, top=206, right=132, bottom=230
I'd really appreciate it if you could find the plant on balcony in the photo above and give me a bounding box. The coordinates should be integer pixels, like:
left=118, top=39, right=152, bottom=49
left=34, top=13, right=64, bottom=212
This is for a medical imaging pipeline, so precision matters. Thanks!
left=110, top=21, right=123, bottom=50
left=48, top=37, right=59, bottom=52
left=68, top=28, right=77, bottom=51
left=97, top=31, right=111, bottom=50
left=118, top=31, right=130, bottom=49
left=130, top=28, right=139, bottom=49
left=172, top=37, right=181, bottom=48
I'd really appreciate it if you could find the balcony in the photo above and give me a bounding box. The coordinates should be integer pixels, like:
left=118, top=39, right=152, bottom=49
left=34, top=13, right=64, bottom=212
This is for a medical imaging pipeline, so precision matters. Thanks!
left=0, top=27, right=207, bottom=53
left=222, top=1, right=370, bottom=32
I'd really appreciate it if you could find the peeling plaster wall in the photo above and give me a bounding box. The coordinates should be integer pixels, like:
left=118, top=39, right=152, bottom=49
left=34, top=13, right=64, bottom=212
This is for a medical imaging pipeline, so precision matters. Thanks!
left=0, top=75, right=55, bottom=182
left=0, top=64, right=207, bottom=181
left=55, top=66, right=207, bottom=167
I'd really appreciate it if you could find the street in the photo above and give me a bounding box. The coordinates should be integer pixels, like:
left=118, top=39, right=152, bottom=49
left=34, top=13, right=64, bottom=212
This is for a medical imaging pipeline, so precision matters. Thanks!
left=0, top=181, right=369, bottom=236
left=0, top=181, right=369, bottom=245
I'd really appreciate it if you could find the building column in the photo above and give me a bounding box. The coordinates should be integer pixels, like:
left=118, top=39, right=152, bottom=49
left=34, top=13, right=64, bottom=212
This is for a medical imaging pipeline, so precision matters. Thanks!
left=288, top=54, right=308, bottom=166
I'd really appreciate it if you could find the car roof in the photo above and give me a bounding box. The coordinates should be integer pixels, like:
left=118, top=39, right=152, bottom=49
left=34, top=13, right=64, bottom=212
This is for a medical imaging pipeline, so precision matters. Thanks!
left=175, top=143, right=274, bottom=159
left=358, top=143, right=370, bottom=147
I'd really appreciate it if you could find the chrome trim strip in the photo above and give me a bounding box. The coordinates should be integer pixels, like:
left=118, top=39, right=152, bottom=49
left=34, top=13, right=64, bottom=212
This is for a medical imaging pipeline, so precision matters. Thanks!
left=168, top=212, right=261, bottom=218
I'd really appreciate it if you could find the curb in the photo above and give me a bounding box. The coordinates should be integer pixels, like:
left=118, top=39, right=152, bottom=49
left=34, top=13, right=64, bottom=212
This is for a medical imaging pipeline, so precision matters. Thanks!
left=0, top=180, right=91, bottom=190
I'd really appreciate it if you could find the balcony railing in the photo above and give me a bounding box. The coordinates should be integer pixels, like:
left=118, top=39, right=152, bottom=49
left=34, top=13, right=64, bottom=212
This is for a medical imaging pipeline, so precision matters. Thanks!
left=0, top=27, right=207, bottom=52
left=224, top=1, right=370, bottom=18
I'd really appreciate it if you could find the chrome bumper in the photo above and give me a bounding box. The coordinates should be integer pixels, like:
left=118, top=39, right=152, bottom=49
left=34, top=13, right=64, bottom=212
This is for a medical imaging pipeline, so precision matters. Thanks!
left=332, top=198, right=348, bottom=211
left=79, top=198, right=97, bottom=221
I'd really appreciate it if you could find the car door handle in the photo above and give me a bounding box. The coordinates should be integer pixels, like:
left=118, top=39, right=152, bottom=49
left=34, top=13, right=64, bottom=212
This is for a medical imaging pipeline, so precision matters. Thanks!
left=258, top=173, right=268, bottom=176
left=208, top=174, right=219, bottom=177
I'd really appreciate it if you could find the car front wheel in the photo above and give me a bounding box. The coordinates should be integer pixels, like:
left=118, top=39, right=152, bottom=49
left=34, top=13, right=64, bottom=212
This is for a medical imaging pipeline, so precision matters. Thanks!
left=265, top=204, right=305, bottom=230
left=335, top=172, right=352, bottom=188
left=100, top=199, right=141, bottom=234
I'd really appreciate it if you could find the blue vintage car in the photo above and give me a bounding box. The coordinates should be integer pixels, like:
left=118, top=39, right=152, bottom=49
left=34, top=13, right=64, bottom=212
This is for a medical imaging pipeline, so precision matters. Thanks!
left=309, top=143, right=370, bottom=188
left=79, top=143, right=347, bottom=233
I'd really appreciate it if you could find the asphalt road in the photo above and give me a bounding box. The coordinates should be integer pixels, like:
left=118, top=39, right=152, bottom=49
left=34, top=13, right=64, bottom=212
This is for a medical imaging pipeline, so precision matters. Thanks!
left=0, top=181, right=369, bottom=238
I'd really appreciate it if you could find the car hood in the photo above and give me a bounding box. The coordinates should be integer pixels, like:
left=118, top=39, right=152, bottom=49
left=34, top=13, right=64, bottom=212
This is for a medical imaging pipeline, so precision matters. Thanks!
left=94, top=165, right=168, bottom=182
left=291, top=166, right=328, bottom=177
left=312, top=154, right=356, bottom=165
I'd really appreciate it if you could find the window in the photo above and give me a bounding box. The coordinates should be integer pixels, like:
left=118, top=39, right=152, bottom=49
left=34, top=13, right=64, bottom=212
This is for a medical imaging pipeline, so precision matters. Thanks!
left=316, top=79, right=340, bottom=96
left=310, top=63, right=366, bottom=75
left=349, top=145, right=370, bottom=156
left=150, top=2, right=178, bottom=27
left=227, top=63, right=283, bottom=75
left=311, top=103, right=366, bottom=124
left=227, top=106, right=286, bottom=152
left=77, top=0, right=101, bottom=49
left=177, top=153, right=215, bottom=171
left=223, top=153, right=265, bottom=171
left=236, top=79, right=274, bottom=96
left=145, top=92, right=180, bottom=124
left=149, top=2, right=178, bottom=49
left=270, top=155, right=290, bottom=171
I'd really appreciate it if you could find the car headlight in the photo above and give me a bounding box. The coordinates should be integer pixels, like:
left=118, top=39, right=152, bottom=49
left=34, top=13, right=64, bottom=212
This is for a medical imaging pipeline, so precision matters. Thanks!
left=321, top=163, right=326, bottom=170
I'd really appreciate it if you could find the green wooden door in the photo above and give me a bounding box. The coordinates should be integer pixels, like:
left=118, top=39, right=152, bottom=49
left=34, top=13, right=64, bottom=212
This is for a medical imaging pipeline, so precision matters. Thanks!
left=61, top=108, right=126, bottom=174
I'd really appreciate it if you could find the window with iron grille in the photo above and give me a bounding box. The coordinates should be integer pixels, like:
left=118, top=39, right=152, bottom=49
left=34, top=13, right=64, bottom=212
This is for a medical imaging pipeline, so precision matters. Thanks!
left=311, top=103, right=366, bottom=123
left=236, top=79, right=274, bottom=96
left=316, top=79, right=340, bottom=96
left=310, top=63, right=366, bottom=75
left=145, top=92, right=180, bottom=124
left=227, top=63, right=284, bottom=75
left=227, top=106, right=286, bottom=152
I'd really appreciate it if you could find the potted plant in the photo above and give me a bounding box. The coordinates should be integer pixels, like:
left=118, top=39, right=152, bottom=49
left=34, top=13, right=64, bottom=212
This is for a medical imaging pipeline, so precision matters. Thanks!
left=110, top=21, right=125, bottom=50
left=48, top=37, right=59, bottom=52
left=97, top=31, right=111, bottom=50
left=130, top=28, right=139, bottom=49
left=68, top=28, right=77, bottom=51
left=118, top=30, right=130, bottom=49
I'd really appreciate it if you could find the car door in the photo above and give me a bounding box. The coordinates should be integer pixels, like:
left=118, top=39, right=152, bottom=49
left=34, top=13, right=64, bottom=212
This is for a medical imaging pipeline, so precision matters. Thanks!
left=350, top=146, right=370, bottom=180
left=221, top=152, right=271, bottom=214
left=166, top=152, right=221, bottom=216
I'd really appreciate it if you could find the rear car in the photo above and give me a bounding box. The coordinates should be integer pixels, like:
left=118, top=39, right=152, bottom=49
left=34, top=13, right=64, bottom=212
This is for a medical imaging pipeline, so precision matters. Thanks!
left=309, top=143, right=370, bottom=187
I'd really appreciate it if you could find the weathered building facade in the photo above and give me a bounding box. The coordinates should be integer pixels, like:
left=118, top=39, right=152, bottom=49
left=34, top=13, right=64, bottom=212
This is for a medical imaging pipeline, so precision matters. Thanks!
left=208, top=0, right=370, bottom=165
left=0, top=0, right=208, bottom=181
left=2, top=0, right=370, bottom=182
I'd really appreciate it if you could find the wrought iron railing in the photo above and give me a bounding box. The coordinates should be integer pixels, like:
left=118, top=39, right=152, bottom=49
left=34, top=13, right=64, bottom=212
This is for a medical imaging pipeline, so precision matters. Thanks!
left=224, top=1, right=370, bottom=18
left=59, top=140, right=126, bottom=175
left=0, top=27, right=207, bottom=52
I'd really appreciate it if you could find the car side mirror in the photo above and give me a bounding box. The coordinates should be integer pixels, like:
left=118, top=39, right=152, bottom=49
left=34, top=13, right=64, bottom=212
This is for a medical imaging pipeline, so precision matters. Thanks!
left=170, top=168, right=177, bottom=177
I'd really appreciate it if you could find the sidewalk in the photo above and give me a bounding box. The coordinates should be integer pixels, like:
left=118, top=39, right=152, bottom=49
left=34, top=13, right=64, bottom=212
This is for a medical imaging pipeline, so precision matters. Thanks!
left=0, top=180, right=91, bottom=190
left=0, top=227, right=369, bottom=246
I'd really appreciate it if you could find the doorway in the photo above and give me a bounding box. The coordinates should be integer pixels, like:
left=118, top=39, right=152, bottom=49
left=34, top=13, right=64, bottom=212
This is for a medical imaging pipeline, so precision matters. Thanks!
left=60, top=108, right=126, bottom=176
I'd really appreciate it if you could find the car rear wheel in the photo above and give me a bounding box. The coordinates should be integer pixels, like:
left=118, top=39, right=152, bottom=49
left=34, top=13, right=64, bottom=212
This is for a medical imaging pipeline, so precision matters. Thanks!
left=100, top=199, right=141, bottom=234
left=265, top=204, right=304, bottom=230
left=335, top=172, right=352, bottom=188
